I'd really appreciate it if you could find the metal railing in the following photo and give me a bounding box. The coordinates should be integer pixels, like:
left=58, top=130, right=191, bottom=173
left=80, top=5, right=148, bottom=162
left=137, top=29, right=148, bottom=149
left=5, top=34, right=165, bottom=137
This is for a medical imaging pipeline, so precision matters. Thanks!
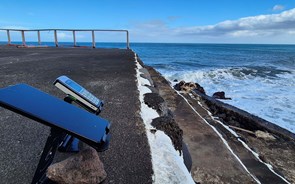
left=0, top=29, right=130, bottom=49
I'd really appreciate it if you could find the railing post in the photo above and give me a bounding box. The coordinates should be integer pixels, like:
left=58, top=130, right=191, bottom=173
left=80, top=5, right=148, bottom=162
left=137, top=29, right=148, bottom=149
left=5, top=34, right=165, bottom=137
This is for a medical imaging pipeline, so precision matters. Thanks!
left=92, top=31, right=95, bottom=48
left=21, top=30, right=26, bottom=46
left=73, top=30, right=76, bottom=47
left=1, top=29, right=130, bottom=49
left=54, top=30, right=58, bottom=47
left=126, top=31, right=130, bottom=49
left=6, top=30, right=11, bottom=45
left=37, top=31, right=41, bottom=45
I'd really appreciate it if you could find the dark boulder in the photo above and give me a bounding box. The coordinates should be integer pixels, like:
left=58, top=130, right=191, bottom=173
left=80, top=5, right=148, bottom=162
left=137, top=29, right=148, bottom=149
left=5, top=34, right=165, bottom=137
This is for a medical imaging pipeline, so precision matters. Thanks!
left=194, top=83, right=206, bottom=94
left=212, top=91, right=231, bottom=100
left=173, top=80, right=206, bottom=94
left=174, top=80, right=186, bottom=91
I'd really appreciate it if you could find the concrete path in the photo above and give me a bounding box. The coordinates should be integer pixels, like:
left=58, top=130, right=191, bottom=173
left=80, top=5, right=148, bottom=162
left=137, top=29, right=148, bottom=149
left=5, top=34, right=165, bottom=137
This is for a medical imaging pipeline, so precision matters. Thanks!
left=0, top=46, right=153, bottom=184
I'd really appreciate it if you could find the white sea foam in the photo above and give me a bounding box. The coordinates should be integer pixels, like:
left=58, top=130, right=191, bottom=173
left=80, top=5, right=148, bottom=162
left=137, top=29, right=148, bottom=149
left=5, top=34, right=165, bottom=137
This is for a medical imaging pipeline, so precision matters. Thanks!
left=160, top=68, right=295, bottom=134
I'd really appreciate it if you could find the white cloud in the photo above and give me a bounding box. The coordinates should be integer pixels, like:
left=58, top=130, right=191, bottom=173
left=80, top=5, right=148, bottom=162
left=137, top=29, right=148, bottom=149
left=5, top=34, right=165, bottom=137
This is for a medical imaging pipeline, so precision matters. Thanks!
left=57, top=32, right=72, bottom=39
left=229, top=30, right=259, bottom=37
left=273, top=5, right=285, bottom=11
left=167, top=16, right=180, bottom=22
left=129, top=8, right=295, bottom=43
left=130, top=20, right=170, bottom=41
left=174, top=8, right=295, bottom=38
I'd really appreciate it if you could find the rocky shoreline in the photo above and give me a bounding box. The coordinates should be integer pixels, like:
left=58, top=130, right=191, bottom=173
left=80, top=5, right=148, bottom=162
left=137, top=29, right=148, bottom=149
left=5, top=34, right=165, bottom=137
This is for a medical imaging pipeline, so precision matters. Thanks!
left=191, top=89, right=295, bottom=183
left=143, top=64, right=295, bottom=184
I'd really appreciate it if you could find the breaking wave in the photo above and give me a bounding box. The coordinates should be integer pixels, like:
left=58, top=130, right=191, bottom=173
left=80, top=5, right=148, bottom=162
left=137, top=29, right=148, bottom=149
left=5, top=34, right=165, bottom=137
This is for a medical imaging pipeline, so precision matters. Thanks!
left=132, top=43, right=295, bottom=134
left=160, top=67, right=295, bottom=133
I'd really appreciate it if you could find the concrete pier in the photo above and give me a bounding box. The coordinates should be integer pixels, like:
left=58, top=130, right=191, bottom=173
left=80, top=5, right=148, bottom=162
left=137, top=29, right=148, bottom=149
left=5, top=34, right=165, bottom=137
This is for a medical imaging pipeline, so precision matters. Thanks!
left=0, top=46, right=152, bottom=184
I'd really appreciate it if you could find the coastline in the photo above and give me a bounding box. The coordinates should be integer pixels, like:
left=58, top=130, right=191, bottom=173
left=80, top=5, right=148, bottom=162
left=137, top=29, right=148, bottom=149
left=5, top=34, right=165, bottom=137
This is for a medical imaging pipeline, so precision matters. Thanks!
left=132, top=43, right=295, bottom=134
left=141, top=61, right=295, bottom=183
left=0, top=44, right=294, bottom=183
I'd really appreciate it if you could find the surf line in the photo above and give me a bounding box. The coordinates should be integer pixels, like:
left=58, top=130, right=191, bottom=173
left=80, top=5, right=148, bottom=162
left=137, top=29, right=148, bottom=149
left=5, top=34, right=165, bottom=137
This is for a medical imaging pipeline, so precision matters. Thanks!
left=174, top=90, right=261, bottom=184
left=191, top=94, right=291, bottom=184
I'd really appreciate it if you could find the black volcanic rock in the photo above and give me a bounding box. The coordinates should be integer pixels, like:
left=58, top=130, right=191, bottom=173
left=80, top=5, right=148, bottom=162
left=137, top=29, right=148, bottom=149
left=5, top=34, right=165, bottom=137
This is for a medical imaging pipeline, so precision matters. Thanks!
left=144, top=93, right=169, bottom=116
left=173, top=80, right=206, bottom=94
left=151, top=116, right=183, bottom=155
left=195, top=82, right=206, bottom=94
left=174, top=80, right=185, bottom=91
left=212, top=91, right=231, bottom=100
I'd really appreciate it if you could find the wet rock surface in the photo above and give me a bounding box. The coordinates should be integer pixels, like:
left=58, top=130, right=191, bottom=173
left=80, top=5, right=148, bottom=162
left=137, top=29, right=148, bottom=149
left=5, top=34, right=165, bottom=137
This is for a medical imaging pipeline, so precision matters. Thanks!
left=151, top=116, right=183, bottom=155
left=212, top=91, right=232, bottom=100
left=174, top=80, right=206, bottom=94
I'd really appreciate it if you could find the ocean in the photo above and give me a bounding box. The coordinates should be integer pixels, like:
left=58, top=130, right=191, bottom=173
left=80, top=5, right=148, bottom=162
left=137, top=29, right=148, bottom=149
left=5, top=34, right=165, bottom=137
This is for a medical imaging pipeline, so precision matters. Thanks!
left=131, top=43, right=295, bottom=134
left=1, top=42, right=294, bottom=133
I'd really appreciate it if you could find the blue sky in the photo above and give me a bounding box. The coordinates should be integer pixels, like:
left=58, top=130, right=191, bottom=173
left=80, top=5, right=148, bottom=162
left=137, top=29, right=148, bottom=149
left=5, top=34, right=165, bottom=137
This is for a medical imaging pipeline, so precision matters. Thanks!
left=0, top=0, right=295, bottom=43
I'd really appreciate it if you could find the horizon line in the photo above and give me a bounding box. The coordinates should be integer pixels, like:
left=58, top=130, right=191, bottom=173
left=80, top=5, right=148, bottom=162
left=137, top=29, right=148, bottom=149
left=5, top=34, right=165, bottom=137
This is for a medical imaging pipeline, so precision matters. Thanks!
left=0, top=41, right=294, bottom=46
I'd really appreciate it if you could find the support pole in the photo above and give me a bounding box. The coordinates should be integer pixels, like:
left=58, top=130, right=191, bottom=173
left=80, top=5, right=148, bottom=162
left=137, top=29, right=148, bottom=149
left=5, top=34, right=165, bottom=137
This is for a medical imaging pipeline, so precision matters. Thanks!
left=37, top=31, right=41, bottom=45
left=92, top=31, right=95, bottom=48
left=54, top=30, right=58, bottom=47
left=73, top=30, right=76, bottom=47
left=7, top=30, right=11, bottom=45
left=21, top=30, right=26, bottom=46
left=126, top=31, right=130, bottom=49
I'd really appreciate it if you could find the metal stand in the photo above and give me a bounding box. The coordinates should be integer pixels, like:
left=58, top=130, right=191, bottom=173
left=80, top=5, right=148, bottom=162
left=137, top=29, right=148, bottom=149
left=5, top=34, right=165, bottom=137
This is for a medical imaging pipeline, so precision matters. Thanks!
left=32, top=96, right=106, bottom=183
left=31, top=128, right=66, bottom=184
left=0, top=84, right=110, bottom=184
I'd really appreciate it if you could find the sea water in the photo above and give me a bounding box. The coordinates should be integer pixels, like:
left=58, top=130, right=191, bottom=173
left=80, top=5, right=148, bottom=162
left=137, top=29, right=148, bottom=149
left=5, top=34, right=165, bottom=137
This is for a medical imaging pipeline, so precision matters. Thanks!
left=131, top=43, right=295, bottom=134
left=0, top=42, right=294, bottom=133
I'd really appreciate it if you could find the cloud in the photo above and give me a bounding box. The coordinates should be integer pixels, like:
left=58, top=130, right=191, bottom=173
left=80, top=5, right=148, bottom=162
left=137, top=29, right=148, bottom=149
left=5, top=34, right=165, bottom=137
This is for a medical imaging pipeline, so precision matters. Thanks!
left=167, top=16, right=180, bottom=21
left=273, top=5, right=285, bottom=11
left=134, top=20, right=167, bottom=30
left=130, top=20, right=170, bottom=37
left=174, top=8, right=295, bottom=38
left=129, top=8, right=295, bottom=43
left=57, top=32, right=72, bottom=39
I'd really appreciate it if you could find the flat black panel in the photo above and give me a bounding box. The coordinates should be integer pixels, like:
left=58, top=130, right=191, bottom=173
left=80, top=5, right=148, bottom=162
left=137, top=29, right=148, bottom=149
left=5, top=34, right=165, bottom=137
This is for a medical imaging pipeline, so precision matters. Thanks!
left=0, top=84, right=109, bottom=146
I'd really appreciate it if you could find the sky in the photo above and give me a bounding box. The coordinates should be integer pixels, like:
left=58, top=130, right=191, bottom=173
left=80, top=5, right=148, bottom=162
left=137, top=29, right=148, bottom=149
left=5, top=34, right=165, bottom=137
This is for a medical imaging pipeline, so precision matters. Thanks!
left=0, top=0, right=295, bottom=44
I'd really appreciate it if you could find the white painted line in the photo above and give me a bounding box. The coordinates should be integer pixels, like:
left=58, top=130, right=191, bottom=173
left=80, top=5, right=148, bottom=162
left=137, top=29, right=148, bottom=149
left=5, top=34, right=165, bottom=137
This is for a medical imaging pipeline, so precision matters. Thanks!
left=193, top=93, right=290, bottom=184
left=175, top=90, right=261, bottom=184
left=134, top=54, right=195, bottom=184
